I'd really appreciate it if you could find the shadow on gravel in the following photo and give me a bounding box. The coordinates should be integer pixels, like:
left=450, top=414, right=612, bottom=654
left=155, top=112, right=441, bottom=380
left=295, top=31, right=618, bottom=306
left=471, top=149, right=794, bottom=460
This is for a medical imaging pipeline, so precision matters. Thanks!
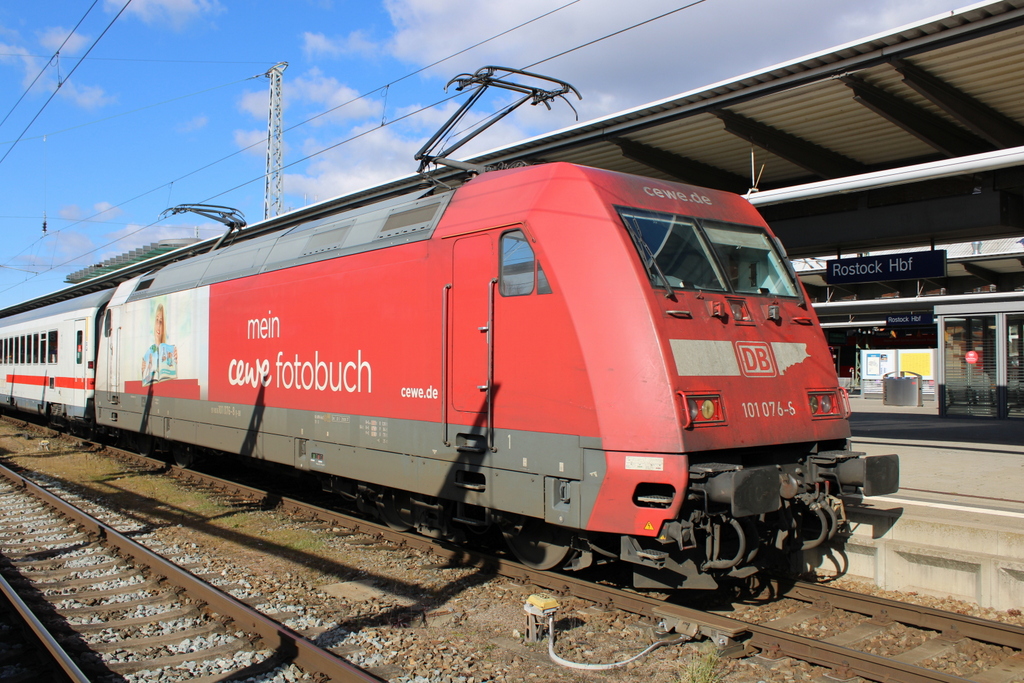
left=13, top=462, right=501, bottom=644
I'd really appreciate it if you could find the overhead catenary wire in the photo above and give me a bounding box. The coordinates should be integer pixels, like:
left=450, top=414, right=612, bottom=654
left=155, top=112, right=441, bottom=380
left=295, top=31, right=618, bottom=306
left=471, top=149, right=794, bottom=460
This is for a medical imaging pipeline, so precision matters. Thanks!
left=0, top=0, right=134, bottom=168
left=1, top=0, right=715, bottom=293
left=1, top=89, right=471, bottom=290
left=2, top=0, right=586, bottom=262
left=525, top=0, right=709, bottom=69
left=0, top=54, right=277, bottom=65
left=0, top=0, right=101, bottom=131
left=0, top=74, right=264, bottom=145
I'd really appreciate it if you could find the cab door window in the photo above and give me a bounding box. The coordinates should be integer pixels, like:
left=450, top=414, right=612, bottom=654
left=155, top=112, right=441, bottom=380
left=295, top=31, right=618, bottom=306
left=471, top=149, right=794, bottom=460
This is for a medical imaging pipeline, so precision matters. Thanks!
left=500, top=230, right=551, bottom=296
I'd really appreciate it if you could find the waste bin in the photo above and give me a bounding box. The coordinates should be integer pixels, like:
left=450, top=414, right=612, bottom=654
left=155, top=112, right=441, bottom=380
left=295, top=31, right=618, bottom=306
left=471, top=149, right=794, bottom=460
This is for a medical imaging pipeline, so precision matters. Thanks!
left=882, top=371, right=922, bottom=406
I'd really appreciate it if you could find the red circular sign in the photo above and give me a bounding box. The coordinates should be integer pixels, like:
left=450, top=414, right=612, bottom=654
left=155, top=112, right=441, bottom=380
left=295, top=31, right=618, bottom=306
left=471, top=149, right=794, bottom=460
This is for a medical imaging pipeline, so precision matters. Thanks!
left=965, top=350, right=979, bottom=364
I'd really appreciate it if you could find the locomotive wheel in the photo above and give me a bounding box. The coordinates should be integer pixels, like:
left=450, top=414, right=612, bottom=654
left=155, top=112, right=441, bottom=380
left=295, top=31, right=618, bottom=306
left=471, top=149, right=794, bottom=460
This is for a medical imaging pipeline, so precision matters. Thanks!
left=501, top=515, right=574, bottom=570
left=172, top=443, right=195, bottom=469
left=376, top=488, right=415, bottom=532
left=136, top=433, right=155, bottom=458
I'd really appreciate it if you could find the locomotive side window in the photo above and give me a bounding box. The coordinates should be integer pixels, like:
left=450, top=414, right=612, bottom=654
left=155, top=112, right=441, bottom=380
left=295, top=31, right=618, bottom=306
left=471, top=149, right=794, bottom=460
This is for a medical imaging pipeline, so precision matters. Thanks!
left=537, top=263, right=552, bottom=295
left=702, top=222, right=798, bottom=297
left=500, top=230, right=536, bottom=297
left=48, top=331, right=58, bottom=363
left=618, top=208, right=726, bottom=292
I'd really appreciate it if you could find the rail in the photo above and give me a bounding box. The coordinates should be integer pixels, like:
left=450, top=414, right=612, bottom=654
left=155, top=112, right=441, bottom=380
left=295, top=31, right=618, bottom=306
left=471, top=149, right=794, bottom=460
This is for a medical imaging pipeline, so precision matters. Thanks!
left=6, top=416, right=1024, bottom=683
left=0, top=458, right=385, bottom=682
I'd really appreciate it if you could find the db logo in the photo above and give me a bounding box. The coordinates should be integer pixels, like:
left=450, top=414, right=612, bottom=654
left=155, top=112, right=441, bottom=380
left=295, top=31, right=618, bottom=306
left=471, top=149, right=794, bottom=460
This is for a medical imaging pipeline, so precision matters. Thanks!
left=735, top=342, right=777, bottom=377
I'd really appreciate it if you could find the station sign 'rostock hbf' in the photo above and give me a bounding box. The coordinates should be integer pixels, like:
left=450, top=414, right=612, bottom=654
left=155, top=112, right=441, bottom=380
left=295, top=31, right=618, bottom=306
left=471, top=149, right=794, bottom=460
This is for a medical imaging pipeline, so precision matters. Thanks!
left=825, top=250, right=947, bottom=285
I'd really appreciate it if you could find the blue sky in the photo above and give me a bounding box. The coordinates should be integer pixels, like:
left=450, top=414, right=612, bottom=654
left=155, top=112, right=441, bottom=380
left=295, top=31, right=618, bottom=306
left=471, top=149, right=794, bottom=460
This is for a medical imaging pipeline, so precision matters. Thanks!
left=0, top=0, right=973, bottom=304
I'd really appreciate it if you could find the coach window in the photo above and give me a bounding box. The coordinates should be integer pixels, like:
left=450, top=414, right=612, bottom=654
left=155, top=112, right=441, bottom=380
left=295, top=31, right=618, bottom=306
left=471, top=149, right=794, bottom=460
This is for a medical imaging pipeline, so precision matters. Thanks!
left=20, top=336, right=25, bottom=364
left=32, top=333, right=39, bottom=364
left=48, top=331, right=58, bottom=363
left=500, top=230, right=537, bottom=297
left=39, top=334, right=46, bottom=366
left=76, top=331, right=83, bottom=364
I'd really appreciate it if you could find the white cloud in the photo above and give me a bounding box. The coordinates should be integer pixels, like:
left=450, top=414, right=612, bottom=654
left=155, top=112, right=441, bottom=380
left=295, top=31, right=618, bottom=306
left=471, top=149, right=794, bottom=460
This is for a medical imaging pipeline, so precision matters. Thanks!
left=0, top=40, right=28, bottom=67
left=61, top=82, right=116, bottom=110
left=105, top=0, right=224, bottom=30
left=835, top=1, right=966, bottom=38
left=58, top=202, right=124, bottom=223
left=283, top=123, right=420, bottom=203
left=92, top=202, right=124, bottom=220
left=271, top=0, right=970, bottom=212
left=37, top=27, right=90, bottom=54
left=176, top=115, right=209, bottom=133
left=59, top=205, right=83, bottom=221
left=50, top=230, right=96, bottom=265
left=0, top=35, right=113, bottom=110
left=15, top=230, right=95, bottom=269
left=302, top=30, right=378, bottom=60
left=238, top=90, right=267, bottom=120
left=289, top=68, right=382, bottom=124
left=241, top=69, right=383, bottom=125
left=234, top=129, right=267, bottom=155
left=378, top=0, right=970, bottom=129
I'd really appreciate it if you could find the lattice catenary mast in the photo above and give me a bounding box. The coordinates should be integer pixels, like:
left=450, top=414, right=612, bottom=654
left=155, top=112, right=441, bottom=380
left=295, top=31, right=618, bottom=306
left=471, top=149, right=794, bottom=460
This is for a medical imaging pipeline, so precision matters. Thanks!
left=264, top=62, right=288, bottom=221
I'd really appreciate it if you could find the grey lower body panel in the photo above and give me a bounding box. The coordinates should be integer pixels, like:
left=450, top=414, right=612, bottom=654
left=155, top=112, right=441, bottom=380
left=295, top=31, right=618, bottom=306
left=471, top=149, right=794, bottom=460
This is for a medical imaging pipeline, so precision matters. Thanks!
left=94, top=391, right=596, bottom=523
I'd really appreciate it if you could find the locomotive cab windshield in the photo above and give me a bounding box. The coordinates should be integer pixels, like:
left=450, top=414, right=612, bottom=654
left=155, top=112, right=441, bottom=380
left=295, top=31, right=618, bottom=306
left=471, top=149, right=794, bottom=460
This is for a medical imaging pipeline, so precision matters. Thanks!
left=618, top=206, right=799, bottom=298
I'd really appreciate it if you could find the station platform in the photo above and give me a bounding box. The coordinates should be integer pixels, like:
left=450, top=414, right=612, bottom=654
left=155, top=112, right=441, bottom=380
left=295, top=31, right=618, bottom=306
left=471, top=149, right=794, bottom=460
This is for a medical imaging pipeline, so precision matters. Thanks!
left=805, top=397, right=1024, bottom=609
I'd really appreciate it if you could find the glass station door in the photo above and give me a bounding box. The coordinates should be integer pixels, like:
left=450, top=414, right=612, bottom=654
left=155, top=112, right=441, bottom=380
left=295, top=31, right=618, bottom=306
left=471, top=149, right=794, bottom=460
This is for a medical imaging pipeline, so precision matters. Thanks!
left=943, top=315, right=997, bottom=417
left=1008, top=315, right=1024, bottom=418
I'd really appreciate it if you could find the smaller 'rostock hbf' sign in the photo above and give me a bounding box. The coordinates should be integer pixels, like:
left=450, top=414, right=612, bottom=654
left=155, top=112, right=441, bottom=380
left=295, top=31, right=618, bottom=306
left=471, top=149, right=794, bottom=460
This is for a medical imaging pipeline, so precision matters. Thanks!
left=826, top=250, right=946, bottom=285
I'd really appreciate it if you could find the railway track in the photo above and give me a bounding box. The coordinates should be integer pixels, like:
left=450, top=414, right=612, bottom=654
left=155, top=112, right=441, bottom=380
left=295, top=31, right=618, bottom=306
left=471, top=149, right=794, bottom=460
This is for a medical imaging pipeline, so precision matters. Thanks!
left=1, top=566, right=91, bottom=682
left=4, top=418, right=1024, bottom=683
left=0, top=457, right=384, bottom=682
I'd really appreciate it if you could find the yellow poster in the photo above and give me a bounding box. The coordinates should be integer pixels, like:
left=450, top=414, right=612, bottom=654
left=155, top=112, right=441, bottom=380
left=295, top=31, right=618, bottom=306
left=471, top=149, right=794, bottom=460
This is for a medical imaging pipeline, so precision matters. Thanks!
left=899, top=351, right=934, bottom=378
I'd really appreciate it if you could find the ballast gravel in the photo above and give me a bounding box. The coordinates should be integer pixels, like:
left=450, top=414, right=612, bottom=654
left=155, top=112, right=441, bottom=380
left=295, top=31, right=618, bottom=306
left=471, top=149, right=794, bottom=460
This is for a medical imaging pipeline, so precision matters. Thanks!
left=4, top=429, right=1024, bottom=683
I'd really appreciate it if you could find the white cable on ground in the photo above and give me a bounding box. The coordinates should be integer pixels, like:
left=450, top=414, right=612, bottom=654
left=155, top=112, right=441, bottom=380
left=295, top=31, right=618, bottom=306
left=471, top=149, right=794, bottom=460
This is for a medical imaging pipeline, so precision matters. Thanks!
left=546, top=615, right=690, bottom=671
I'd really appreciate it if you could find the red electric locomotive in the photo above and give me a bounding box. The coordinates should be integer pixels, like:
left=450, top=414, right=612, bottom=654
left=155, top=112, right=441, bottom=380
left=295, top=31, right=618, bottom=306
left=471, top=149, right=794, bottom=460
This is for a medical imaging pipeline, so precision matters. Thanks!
left=84, top=161, right=897, bottom=589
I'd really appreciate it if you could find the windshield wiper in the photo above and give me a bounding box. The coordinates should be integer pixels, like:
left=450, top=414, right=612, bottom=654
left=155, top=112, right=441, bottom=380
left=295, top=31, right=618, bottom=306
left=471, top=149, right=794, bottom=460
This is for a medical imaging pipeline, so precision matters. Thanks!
left=625, top=217, right=676, bottom=299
